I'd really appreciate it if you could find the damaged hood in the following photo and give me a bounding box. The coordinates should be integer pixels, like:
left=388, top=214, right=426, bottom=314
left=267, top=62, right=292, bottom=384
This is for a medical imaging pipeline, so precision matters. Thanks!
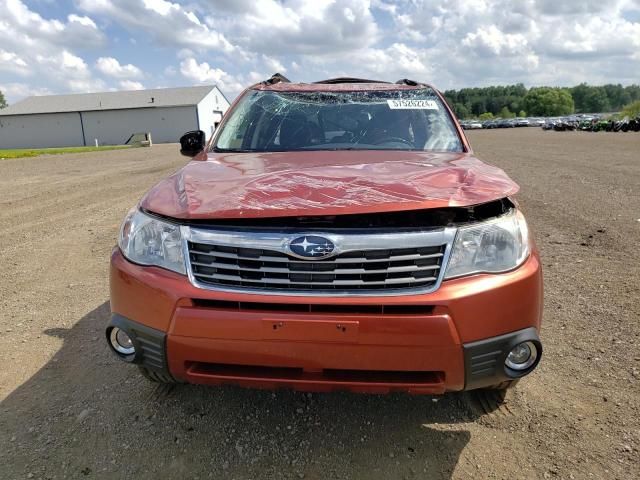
left=141, top=150, right=519, bottom=219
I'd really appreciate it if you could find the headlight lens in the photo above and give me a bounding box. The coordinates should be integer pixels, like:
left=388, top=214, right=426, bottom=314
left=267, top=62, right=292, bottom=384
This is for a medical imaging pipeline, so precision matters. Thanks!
left=444, top=210, right=530, bottom=279
left=118, top=209, right=186, bottom=274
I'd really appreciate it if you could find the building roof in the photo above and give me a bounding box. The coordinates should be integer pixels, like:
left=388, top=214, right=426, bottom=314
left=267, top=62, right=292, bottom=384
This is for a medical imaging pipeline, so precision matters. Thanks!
left=0, top=85, right=222, bottom=116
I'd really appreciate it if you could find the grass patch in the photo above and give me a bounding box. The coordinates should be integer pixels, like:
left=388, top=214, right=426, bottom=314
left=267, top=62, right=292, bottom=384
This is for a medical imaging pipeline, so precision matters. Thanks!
left=0, top=145, right=133, bottom=159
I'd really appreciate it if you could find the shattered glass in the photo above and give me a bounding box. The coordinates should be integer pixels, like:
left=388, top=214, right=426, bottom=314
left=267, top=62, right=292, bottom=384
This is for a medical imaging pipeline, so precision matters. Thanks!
left=214, top=89, right=463, bottom=153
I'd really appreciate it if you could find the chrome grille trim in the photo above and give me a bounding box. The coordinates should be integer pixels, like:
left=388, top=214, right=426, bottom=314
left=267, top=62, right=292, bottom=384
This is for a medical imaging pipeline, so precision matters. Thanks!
left=189, top=248, right=444, bottom=264
left=182, top=227, right=457, bottom=297
left=192, top=271, right=438, bottom=286
left=190, top=260, right=441, bottom=275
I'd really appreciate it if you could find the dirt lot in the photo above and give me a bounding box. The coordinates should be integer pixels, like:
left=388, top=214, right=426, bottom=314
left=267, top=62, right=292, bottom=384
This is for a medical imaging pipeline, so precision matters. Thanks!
left=0, top=128, right=638, bottom=479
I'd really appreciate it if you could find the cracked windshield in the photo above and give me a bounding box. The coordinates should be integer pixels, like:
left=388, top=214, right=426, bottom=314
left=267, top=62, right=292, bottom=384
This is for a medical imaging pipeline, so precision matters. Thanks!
left=214, top=88, right=463, bottom=153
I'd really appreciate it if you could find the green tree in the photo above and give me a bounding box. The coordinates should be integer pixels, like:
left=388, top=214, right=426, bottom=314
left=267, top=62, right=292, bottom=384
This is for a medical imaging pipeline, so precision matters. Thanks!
left=451, top=102, right=470, bottom=119
left=570, top=83, right=590, bottom=112
left=625, top=85, right=640, bottom=103
left=0, top=90, right=7, bottom=109
left=478, top=112, right=494, bottom=121
left=581, top=87, right=610, bottom=113
left=523, top=87, right=574, bottom=116
left=444, top=83, right=639, bottom=117
left=498, top=106, right=515, bottom=118
left=603, top=84, right=629, bottom=110
left=518, top=110, right=526, bottom=117
left=470, top=99, right=487, bottom=116
left=621, top=100, right=640, bottom=118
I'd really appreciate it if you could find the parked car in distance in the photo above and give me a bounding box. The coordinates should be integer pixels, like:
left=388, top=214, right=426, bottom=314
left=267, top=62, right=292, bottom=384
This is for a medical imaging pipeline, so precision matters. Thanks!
left=107, top=74, right=543, bottom=396
left=515, top=118, right=530, bottom=127
left=461, top=120, right=483, bottom=129
left=496, top=118, right=515, bottom=128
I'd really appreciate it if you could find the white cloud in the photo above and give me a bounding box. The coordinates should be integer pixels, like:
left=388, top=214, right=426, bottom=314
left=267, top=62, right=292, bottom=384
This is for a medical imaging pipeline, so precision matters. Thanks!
left=458, top=25, right=539, bottom=76
left=66, top=78, right=107, bottom=93
left=180, top=58, right=226, bottom=83
left=34, top=50, right=90, bottom=77
left=77, top=0, right=235, bottom=53
left=371, top=0, right=398, bottom=15
left=262, top=55, right=287, bottom=74
left=32, top=50, right=106, bottom=92
left=179, top=57, right=244, bottom=93
left=359, top=0, right=640, bottom=88
left=2, top=0, right=639, bottom=104
left=67, top=13, right=98, bottom=28
left=462, top=26, right=529, bottom=57
left=142, top=0, right=174, bottom=16
left=0, top=0, right=105, bottom=52
left=119, top=80, right=145, bottom=90
left=533, top=0, right=619, bottom=16
left=541, top=15, right=640, bottom=57
left=0, top=83, right=52, bottom=101
left=0, top=0, right=107, bottom=100
left=0, top=49, right=29, bottom=75
left=203, top=0, right=379, bottom=55
left=247, top=71, right=265, bottom=84
left=96, top=57, right=143, bottom=79
left=289, top=43, right=433, bottom=86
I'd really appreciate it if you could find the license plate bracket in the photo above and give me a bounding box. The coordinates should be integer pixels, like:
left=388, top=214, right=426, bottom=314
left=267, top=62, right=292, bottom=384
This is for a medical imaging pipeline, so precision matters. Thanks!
left=262, top=318, right=359, bottom=343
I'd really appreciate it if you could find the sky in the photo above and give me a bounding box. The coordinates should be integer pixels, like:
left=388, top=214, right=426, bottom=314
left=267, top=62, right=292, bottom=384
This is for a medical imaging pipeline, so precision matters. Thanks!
left=1, top=0, right=639, bottom=104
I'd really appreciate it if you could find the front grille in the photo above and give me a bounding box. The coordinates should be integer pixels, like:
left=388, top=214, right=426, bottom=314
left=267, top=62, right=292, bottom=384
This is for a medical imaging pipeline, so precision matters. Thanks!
left=188, top=242, right=446, bottom=292
left=191, top=299, right=435, bottom=315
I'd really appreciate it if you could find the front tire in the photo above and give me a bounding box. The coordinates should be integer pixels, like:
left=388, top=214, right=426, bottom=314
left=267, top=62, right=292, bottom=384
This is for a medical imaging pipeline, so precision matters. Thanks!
left=470, top=380, right=519, bottom=414
left=483, top=379, right=519, bottom=392
left=137, top=366, right=176, bottom=384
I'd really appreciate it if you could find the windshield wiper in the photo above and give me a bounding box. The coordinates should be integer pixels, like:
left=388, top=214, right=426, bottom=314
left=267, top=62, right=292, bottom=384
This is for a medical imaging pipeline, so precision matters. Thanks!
left=212, top=146, right=259, bottom=153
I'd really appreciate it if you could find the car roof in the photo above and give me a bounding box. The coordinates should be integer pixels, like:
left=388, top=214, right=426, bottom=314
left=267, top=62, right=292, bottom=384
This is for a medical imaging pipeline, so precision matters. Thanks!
left=250, top=74, right=437, bottom=93
left=253, top=82, right=433, bottom=92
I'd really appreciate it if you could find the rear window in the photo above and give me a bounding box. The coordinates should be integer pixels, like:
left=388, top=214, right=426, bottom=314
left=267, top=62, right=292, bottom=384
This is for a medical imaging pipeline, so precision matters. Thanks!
left=214, top=88, right=463, bottom=153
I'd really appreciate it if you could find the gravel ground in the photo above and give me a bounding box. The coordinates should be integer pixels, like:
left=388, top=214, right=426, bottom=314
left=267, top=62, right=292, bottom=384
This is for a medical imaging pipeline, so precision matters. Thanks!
left=0, top=129, right=638, bottom=479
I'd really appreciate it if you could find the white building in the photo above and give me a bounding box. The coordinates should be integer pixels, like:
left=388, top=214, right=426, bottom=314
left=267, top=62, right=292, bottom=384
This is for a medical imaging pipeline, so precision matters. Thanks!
left=0, top=85, right=230, bottom=149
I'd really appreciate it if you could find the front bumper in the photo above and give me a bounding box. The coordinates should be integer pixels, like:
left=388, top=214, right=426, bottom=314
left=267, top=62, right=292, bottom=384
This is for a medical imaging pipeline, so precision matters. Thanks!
left=108, top=248, right=543, bottom=393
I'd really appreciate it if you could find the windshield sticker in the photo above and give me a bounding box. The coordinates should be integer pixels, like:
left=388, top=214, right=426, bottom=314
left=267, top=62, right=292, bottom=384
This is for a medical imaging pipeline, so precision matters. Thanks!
left=387, top=99, right=439, bottom=110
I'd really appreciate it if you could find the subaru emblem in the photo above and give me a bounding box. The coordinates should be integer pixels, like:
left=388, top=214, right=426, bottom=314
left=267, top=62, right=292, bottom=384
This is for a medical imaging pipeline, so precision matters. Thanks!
left=288, top=235, right=336, bottom=260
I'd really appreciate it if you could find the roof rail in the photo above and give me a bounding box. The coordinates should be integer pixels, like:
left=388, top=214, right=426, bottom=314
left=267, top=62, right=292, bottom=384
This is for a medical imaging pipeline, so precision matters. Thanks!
left=395, top=79, right=425, bottom=87
left=263, top=73, right=291, bottom=85
left=314, top=77, right=390, bottom=85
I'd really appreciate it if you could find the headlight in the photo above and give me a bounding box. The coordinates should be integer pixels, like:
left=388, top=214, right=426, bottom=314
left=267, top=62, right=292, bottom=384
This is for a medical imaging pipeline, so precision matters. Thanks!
left=118, top=209, right=186, bottom=274
left=444, top=210, right=530, bottom=279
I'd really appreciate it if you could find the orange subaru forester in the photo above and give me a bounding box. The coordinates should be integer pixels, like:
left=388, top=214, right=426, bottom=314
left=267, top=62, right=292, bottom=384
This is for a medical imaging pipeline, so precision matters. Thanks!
left=107, top=75, right=542, bottom=395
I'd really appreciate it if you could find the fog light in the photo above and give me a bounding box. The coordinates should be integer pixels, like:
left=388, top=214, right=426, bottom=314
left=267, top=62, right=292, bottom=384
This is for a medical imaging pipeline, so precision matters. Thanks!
left=109, top=327, right=135, bottom=356
left=505, top=341, right=537, bottom=371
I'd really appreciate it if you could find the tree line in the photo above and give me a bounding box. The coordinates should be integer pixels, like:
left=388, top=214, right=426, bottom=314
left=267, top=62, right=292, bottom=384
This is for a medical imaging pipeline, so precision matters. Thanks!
left=443, top=83, right=640, bottom=119
left=2, top=84, right=639, bottom=118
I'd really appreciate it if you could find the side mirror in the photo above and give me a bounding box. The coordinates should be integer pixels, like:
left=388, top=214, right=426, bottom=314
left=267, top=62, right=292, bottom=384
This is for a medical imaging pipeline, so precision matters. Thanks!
left=179, top=130, right=206, bottom=157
